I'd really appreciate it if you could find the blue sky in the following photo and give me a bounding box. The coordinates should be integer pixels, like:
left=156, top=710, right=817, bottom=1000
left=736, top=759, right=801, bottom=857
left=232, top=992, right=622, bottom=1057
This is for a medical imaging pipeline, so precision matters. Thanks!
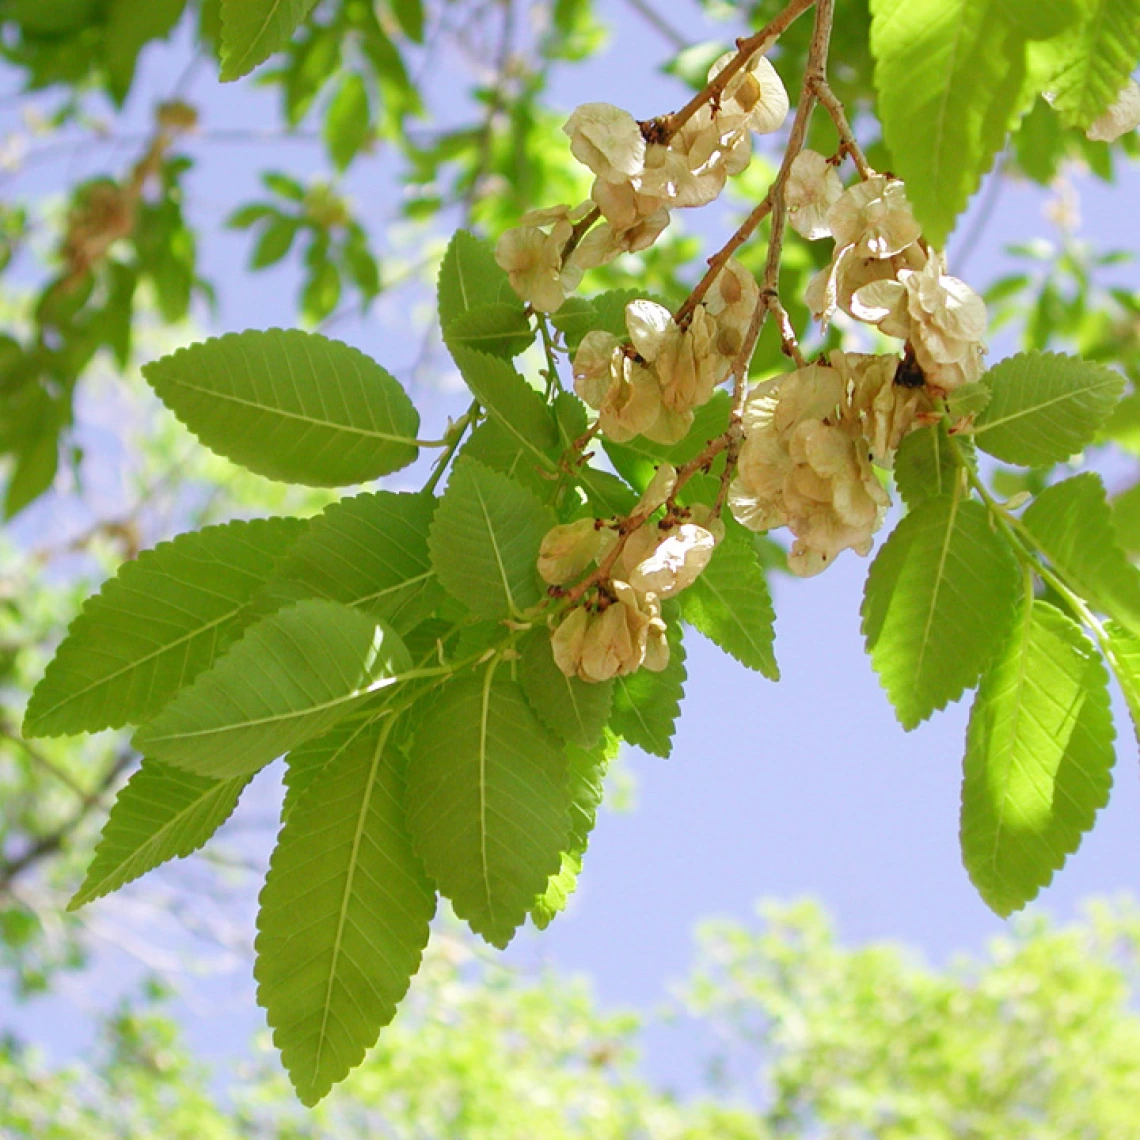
left=3, top=0, right=1140, bottom=1095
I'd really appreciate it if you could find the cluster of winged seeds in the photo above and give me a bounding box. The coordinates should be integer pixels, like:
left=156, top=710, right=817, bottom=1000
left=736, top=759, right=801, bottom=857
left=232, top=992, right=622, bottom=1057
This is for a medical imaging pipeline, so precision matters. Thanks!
left=492, top=48, right=988, bottom=682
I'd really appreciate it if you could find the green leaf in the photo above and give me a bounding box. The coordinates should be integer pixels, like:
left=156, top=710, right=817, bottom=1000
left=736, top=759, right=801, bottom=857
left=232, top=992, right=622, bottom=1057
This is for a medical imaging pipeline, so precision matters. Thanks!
left=1022, top=473, right=1140, bottom=635
left=679, top=528, right=778, bottom=678
left=251, top=215, right=299, bottom=268
left=437, top=230, right=516, bottom=330
left=256, top=720, right=435, bottom=1105
left=324, top=73, right=371, bottom=172
left=104, top=0, right=186, bottom=104
left=142, top=329, right=420, bottom=486
left=530, top=735, right=613, bottom=929
left=219, top=0, right=318, bottom=81
left=1047, top=0, right=1140, bottom=127
left=429, top=458, right=555, bottom=619
left=390, top=0, right=425, bottom=41
left=961, top=599, right=1114, bottom=916
left=447, top=347, right=559, bottom=473
left=869, top=0, right=1077, bottom=245
left=69, top=761, right=251, bottom=909
left=258, top=491, right=441, bottom=632
left=862, top=495, right=1021, bottom=729
left=1101, top=620, right=1140, bottom=746
left=24, top=517, right=306, bottom=738
left=281, top=719, right=375, bottom=821
left=132, top=600, right=412, bottom=779
left=1111, top=481, right=1140, bottom=554
left=443, top=303, right=535, bottom=359
left=894, top=421, right=970, bottom=510
left=611, top=618, right=687, bottom=757
left=405, top=666, right=570, bottom=948
left=459, top=419, right=559, bottom=502
left=519, top=629, right=613, bottom=748
left=972, top=352, right=1124, bottom=465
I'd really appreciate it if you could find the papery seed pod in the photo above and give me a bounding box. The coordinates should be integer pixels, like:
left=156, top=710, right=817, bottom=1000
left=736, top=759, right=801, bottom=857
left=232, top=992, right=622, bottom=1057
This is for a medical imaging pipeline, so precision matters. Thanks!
left=537, top=519, right=603, bottom=585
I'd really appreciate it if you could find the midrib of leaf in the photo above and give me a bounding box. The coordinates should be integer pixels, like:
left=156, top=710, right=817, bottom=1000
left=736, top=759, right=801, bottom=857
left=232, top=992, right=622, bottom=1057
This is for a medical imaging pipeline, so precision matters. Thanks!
left=989, top=593, right=1035, bottom=876
left=698, top=574, right=772, bottom=665
left=141, top=673, right=402, bottom=746
left=472, top=480, right=516, bottom=615
left=313, top=720, right=391, bottom=1076
left=915, top=486, right=962, bottom=683
left=37, top=609, right=235, bottom=725
left=973, top=381, right=1121, bottom=435
left=478, top=661, right=496, bottom=925
left=354, top=570, right=434, bottom=608
left=159, top=376, right=416, bottom=444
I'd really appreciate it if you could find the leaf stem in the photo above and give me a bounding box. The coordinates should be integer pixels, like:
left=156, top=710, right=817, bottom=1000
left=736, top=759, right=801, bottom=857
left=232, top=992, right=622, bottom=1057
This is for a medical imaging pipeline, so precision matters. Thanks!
left=422, top=402, right=479, bottom=495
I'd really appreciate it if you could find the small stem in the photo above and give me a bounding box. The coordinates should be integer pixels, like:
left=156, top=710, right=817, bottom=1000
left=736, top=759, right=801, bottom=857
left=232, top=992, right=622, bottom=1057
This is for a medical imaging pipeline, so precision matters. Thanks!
left=561, top=205, right=601, bottom=265
left=765, top=290, right=807, bottom=366
left=811, top=77, right=874, bottom=179
left=662, top=0, right=817, bottom=142
left=422, top=402, right=478, bottom=495
left=535, top=313, right=563, bottom=395
left=674, top=192, right=773, bottom=327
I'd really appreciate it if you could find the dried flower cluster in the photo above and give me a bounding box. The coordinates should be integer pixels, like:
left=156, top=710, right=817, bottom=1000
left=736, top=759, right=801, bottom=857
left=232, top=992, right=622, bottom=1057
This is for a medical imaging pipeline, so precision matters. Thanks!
left=539, top=467, right=723, bottom=682
left=494, top=49, right=789, bottom=314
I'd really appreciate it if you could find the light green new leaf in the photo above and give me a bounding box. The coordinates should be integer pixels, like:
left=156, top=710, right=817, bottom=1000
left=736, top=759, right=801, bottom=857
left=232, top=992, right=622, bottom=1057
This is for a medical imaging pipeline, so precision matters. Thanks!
left=429, top=458, right=555, bottom=619
left=530, top=736, right=614, bottom=929
left=972, top=352, right=1124, bottom=465
left=1022, top=473, right=1140, bottom=635
left=862, top=495, right=1021, bottom=730
left=611, top=618, right=687, bottom=757
left=447, top=347, right=559, bottom=473
left=961, top=599, right=1114, bottom=916
left=69, top=761, right=251, bottom=909
left=680, top=528, right=778, bottom=679
left=133, top=600, right=412, bottom=779
left=1047, top=0, right=1140, bottom=127
left=437, top=230, right=517, bottom=330
left=24, top=517, right=306, bottom=738
left=870, top=0, right=1077, bottom=245
left=894, top=421, right=972, bottom=510
left=1102, top=621, right=1140, bottom=747
left=219, top=0, right=317, bottom=81
left=143, top=329, right=420, bottom=486
left=324, top=73, right=371, bottom=172
left=519, top=630, right=613, bottom=748
left=405, top=667, right=570, bottom=948
left=258, top=491, right=440, bottom=632
left=443, top=304, right=535, bottom=359
left=256, top=721, right=435, bottom=1105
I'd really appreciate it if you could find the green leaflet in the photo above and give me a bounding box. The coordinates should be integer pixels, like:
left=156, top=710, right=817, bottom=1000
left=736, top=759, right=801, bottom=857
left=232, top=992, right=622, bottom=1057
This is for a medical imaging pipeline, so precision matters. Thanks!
left=862, top=495, right=1021, bottom=730
left=1022, top=473, right=1140, bottom=635
left=429, top=458, right=556, bottom=619
left=437, top=230, right=518, bottom=330
left=142, top=329, right=420, bottom=486
left=257, top=490, right=441, bottom=632
left=24, top=516, right=306, bottom=738
left=531, top=735, right=614, bottom=929
left=324, top=73, right=371, bottom=172
left=447, top=347, right=559, bottom=473
left=1110, top=482, right=1140, bottom=555
left=680, top=527, right=778, bottom=679
left=1045, top=0, right=1140, bottom=127
left=459, top=418, right=560, bottom=502
left=894, top=422, right=973, bottom=511
left=1102, top=621, right=1140, bottom=747
left=69, top=760, right=251, bottom=909
left=133, top=600, right=412, bottom=779
left=405, top=665, right=570, bottom=948
left=219, top=0, right=318, bottom=81
left=519, top=629, right=613, bottom=749
left=961, top=599, right=1115, bottom=916
left=443, top=304, right=535, bottom=359
left=611, top=618, right=687, bottom=757
left=869, top=0, right=1078, bottom=245
left=104, top=0, right=186, bottom=103
left=972, top=352, right=1124, bottom=466
left=256, top=720, right=435, bottom=1105
left=551, top=288, right=670, bottom=353
left=281, top=718, right=378, bottom=821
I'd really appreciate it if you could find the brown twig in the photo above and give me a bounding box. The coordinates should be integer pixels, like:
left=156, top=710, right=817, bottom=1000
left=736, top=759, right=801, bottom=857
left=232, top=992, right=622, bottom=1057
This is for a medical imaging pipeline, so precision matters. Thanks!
left=560, top=205, right=602, bottom=264
left=661, top=0, right=817, bottom=142
left=811, top=76, right=874, bottom=179
left=674, top=192, right=774, bottom=327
